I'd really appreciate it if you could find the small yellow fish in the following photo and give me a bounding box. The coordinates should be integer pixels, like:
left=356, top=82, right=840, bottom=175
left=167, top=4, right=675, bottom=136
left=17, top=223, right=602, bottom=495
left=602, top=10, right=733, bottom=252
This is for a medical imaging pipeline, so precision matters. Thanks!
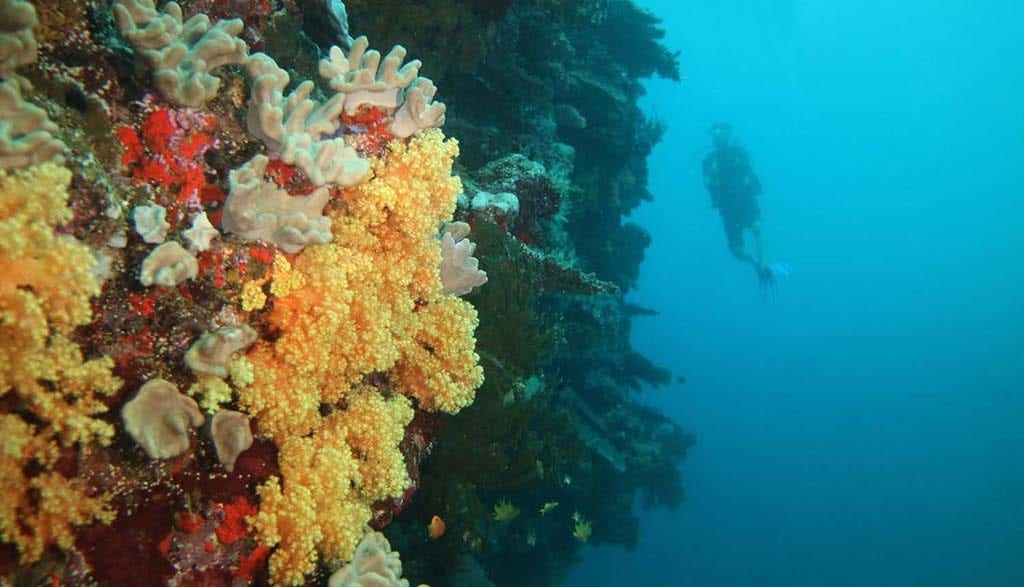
left=428, top=514, right=446, bottom=539
left=573, top=518, right=592, bottom=543
left=539, top=501, right=559, bottom=516
left=461, top=530, right=483, bottom=551
left=492, top=498, right=520, bottom=523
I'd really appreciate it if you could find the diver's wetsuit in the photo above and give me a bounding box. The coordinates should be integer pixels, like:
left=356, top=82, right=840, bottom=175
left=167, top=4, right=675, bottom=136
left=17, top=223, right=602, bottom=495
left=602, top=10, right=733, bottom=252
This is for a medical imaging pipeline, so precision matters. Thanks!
left=703, top=144, right=762, bottom=253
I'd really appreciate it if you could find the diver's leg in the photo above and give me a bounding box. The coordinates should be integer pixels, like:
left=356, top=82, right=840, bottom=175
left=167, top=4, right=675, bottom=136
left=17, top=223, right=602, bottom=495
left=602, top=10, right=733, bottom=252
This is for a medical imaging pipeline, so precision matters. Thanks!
left=750, top=220, right=766, bottom=270
left=729, top=242, right=754, bottom=264
left=723, top=216, right=754, bottom=264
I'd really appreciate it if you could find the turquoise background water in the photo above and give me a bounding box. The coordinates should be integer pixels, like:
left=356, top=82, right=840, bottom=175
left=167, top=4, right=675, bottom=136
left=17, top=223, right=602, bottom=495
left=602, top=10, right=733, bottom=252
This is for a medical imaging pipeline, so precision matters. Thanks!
left=571, top=1, right=1023, bottom=584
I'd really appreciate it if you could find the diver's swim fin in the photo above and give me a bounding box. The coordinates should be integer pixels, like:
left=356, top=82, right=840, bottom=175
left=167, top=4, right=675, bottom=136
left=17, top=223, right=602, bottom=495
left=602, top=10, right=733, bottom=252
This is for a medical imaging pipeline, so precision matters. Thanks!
left=757, top=263, right=791, bottom=300
left=769, top=263, right=792, bottom=278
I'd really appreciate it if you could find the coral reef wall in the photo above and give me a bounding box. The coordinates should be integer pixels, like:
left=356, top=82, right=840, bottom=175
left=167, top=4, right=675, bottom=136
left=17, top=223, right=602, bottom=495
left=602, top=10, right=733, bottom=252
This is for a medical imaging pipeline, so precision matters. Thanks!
left=343, top=1, right=694, bottom=585
left=0, top=1, right=691, bottom=586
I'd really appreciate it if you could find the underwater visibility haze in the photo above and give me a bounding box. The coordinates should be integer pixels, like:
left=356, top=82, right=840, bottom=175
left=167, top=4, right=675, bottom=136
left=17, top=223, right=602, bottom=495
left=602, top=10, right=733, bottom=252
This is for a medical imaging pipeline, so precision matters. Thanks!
left=574, top=0, right=1024, bottom=585
left=0, top=0, right=1020, bottom=586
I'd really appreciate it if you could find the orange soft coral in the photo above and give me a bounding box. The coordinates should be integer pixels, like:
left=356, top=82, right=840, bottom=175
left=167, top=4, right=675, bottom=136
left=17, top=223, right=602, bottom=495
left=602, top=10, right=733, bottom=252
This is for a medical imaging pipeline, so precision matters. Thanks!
left=240, top=130, right=469, bottom=442
left=0, top=164, right=121, bottom=562
left=393, top=295, right=483, bottom=413
left=239, top=130, right=483, bottom=584
left=248, top=430, right=367, bottom=585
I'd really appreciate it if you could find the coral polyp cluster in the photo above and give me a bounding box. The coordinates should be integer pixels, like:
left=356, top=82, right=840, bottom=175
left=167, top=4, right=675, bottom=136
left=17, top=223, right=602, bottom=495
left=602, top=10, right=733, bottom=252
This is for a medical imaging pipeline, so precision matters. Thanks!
left=241, top=129, right=483, bottom=582
left=0, top=163, right=120, bottom=563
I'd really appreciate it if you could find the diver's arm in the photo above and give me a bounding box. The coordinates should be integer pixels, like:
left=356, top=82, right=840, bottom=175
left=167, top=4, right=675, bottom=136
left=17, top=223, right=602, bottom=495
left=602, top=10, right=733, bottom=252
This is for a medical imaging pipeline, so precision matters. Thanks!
left=703, top=154, right=720, bottom=207
left=748, top=171, right=763, bottom=196
left=708, top=190, right=721, bottom=208
left=733, top=147, right=763, bottom=195
left=705, top=178, right=722, bottom=208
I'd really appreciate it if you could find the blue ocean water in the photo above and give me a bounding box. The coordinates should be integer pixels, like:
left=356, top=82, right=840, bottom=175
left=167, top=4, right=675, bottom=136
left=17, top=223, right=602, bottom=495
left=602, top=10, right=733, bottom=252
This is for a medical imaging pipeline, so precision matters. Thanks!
left=571, top=1, right=1023, bottom=585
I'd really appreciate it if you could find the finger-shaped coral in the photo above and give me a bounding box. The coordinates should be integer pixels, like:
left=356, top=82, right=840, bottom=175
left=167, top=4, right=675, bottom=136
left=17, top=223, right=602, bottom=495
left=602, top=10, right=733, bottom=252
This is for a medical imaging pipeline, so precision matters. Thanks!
left=0, top=81, right=65, bottom=169
left=185, top=324, right=259, bottom=377
left=153, top=16, right=247, bottom=106
left=319, top=37, right=422, bottom=114
left=246, top=54, right=369, bottom=187
left=389, top=77, right=446, bottom=139
left=439, top=232, right=488, bottom=296
left=112, top=0, right=179, bottom=50
left=211, top=409, right=254, bottom=472
left=247, top=53, right=343, bottom=149
left=287, top=131, right=370, bottom=187
left=112, top=0, right=248, bottom=107
left=0, top=0, right=38, bottom=91
left=441, top=220, right=471, bottom=242
left=122, top=378, right=204, bottom=460
left=327, top=531, right=414, bottom=587
left=139, top=240, right=198, bottom=286
left=223, top=154, right=335, bottom=252
left=0, top=0, right=59, bottom=172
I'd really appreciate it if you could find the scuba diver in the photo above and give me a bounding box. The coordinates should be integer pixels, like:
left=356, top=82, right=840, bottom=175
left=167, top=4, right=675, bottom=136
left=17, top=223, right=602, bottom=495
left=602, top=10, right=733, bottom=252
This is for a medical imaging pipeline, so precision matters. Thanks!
left=702, top=122, right=788, bottom=293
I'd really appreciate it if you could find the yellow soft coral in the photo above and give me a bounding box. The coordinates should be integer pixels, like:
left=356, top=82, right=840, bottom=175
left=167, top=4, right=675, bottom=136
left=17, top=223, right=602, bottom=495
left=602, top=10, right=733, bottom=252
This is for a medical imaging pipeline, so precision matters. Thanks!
left=249, top=392, right=416, bottom=582
left=240, top=130, right=483, bottom=584
left=341, top=385, right=415, bottom=501
left=269, top=254, right=306, bottom=297
left=241, top=131, right=467, bottom=442
left=0, top=163, right=121, bottom=562
left=393, top=295, right=483, bottom=413
left=227, top=355, right=254, bottom=388
left=187, top=375, right=234, bottom=412
left=241, top=279, right=267, bottom=311
left=249, top=431, right=367, bottom=585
